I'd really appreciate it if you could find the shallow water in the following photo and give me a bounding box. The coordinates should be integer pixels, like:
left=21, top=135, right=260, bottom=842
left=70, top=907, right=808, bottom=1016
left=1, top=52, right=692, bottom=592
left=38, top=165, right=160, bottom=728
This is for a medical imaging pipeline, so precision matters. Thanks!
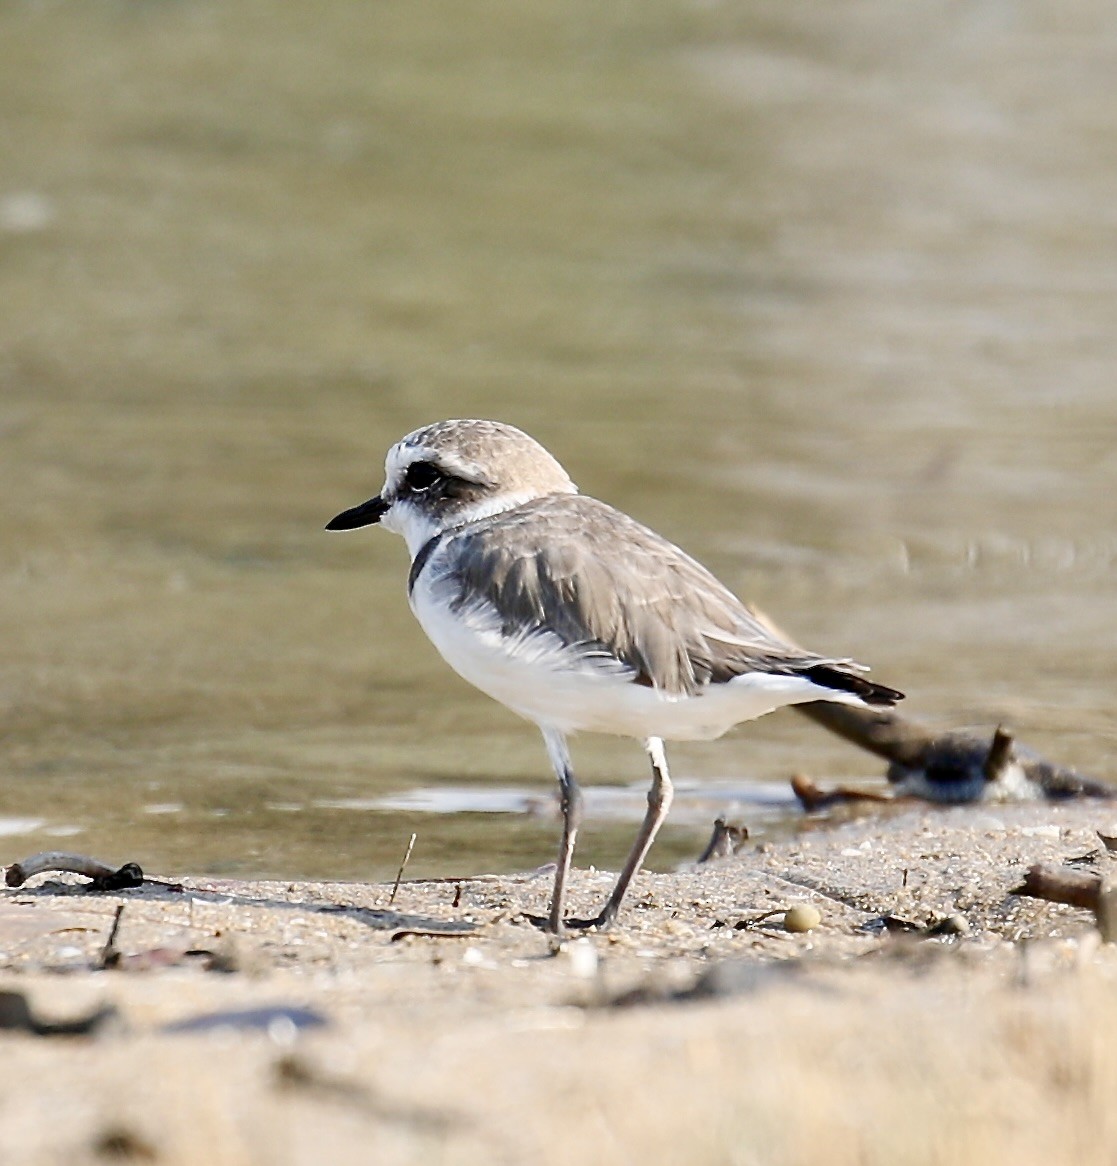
left=1, top=0, right=1115, bottom=880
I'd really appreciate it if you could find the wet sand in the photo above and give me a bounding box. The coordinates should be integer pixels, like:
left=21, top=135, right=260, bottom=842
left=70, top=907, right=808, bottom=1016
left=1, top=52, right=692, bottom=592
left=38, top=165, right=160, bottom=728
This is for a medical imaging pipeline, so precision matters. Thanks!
left=4, top=800, right=1117, bottom=1165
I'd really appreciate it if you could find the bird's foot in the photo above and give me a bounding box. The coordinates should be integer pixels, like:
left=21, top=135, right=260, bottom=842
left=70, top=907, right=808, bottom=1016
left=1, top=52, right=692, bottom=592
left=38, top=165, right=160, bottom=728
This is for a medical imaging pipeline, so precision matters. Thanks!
left=520, top=910, right=617, bottom=935
left=564, top=910, right=618, bottom=933
left=521, top=911, right=569, bottom=937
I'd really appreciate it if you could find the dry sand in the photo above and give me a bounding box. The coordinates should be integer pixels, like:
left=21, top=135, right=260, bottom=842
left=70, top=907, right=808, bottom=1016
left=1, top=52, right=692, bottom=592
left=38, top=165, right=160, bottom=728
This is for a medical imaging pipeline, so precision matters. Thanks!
left=4, top=800, right=1117, bottom=1165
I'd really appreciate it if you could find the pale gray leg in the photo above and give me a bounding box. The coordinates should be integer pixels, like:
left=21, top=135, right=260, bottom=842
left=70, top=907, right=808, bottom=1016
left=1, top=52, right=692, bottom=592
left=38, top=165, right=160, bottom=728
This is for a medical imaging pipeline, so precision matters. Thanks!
left=592, top=737, right=674, bottom=930
left=541, top=727, right=582, bottom=936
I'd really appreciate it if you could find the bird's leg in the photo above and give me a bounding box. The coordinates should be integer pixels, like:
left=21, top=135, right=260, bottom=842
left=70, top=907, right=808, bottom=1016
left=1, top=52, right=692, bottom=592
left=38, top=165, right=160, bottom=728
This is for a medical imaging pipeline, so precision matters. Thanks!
left=585, top=737, right=674, bottom=931
left=542, top=728, right=582, bottom=936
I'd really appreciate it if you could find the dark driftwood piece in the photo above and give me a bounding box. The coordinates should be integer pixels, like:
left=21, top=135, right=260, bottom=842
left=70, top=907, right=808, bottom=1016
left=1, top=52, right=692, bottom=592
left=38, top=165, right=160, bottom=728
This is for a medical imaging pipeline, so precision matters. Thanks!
left=794, top=703, right=927, bottom=767
left=4, top=852, right=144, bottom=890
left=792, top=703, right=1113, bottom=804
left=0, top=990, right=117, bottom=1036
left=1013, top=864, right=1102, bottom=912
left=1013, top=863, right=1117, bottom=942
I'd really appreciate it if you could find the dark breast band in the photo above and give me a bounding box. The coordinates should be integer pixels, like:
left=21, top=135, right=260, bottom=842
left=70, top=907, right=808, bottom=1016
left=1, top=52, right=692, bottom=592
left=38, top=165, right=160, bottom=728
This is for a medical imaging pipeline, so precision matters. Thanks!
left=407, top=534, right=443, bottom=596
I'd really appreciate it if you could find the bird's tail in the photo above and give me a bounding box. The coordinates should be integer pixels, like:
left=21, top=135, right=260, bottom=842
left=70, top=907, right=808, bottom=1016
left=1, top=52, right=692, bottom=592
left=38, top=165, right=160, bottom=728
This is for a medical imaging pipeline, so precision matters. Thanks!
left=802, top=664, right=904, bottom=708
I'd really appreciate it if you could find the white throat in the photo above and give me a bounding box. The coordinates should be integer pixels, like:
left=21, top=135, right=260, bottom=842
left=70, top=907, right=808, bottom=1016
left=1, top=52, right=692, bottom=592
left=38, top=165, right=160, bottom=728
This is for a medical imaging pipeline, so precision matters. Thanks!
left=380, top=499, right=442, bottom=558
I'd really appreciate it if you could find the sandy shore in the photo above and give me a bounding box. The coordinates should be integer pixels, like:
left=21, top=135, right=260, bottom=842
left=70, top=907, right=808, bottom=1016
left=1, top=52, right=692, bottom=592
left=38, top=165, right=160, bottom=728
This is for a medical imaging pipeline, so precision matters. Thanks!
left=4, top=800, right=1117, bottom=1165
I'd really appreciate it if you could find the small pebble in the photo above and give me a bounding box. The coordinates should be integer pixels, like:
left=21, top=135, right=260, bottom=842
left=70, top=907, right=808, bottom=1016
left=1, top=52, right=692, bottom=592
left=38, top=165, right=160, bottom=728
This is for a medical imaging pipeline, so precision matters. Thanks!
left=783, top=905, right=821, bottom=933
left=564, top=938, right=599, bottom=979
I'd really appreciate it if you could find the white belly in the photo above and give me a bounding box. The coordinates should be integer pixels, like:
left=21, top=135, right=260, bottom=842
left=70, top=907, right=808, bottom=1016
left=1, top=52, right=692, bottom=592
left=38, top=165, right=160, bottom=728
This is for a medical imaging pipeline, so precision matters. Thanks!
left=410, top=582, right=860, bottom=741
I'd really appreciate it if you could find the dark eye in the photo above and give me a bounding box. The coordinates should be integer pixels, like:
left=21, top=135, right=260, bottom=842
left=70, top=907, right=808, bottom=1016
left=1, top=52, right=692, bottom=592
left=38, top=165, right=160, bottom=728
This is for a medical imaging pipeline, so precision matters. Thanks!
left=404, top=461, right=441, bottom=491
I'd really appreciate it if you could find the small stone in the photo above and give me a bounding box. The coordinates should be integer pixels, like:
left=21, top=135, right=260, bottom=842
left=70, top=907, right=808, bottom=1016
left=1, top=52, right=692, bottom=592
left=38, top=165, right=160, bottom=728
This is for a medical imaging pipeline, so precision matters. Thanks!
left=783, top=905, right=821, bottom=933
left=564, top=938, right=599, bottom=979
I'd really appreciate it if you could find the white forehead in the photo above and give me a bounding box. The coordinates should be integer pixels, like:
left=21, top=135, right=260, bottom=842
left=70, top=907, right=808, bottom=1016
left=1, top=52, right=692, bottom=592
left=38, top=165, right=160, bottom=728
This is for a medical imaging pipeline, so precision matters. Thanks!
left=384, top=439, right=485, bottom=486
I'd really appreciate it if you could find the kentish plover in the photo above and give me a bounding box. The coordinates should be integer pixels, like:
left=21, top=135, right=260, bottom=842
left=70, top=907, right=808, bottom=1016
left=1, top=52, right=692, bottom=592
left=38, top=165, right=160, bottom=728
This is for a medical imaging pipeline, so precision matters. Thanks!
left=328, top=419, right=903, bottom=934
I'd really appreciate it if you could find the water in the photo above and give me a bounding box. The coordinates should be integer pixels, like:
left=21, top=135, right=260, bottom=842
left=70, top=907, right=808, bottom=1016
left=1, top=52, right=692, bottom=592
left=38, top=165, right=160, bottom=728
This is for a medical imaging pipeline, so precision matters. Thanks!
left=1, top=0, right=1115, bottom=881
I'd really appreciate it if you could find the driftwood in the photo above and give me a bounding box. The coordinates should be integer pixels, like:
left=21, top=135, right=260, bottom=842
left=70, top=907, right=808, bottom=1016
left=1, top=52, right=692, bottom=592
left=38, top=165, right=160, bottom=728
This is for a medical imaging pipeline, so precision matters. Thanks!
left=4, top=853, right=144, bottom=891
left=746, top=606, right=1111, bottom=806
left=0, top=990, right=117, bottom=1036
left=792, top=703, right=1113, bottom=805
left=1013, top=863, right=1102, bottom=912
left=1013, top=862, right=1117, bottom=942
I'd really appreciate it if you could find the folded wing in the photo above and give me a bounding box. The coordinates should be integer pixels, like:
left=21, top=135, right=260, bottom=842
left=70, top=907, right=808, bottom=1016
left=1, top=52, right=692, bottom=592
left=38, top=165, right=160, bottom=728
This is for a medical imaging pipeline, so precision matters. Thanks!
left=443, top=495, right=902, bottom=706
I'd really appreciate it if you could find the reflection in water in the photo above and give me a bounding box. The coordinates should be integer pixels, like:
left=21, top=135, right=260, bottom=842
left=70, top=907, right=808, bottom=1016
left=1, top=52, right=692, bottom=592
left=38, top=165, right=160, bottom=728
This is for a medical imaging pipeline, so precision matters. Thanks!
left=0, top=1, right=1115, bottom=880
left=368, top=779, right=800, bottom=823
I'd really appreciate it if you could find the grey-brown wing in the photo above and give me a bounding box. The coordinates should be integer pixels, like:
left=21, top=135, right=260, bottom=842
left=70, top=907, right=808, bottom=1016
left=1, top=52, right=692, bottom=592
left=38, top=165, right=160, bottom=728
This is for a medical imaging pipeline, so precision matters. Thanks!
left=441, top=495, right=842, bottom=697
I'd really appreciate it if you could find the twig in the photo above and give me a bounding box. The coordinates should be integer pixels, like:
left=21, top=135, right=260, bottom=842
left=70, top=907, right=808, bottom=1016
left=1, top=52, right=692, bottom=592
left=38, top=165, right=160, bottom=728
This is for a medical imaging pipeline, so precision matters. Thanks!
left=790, top=774, right=893, bottom=811
left=99, top=904, right=126, bottom=968
left=731, top=908, right=785, bottom=931
left=696, top=817, right=749, bottom=863
left=387, top=833, right=417, bottom=907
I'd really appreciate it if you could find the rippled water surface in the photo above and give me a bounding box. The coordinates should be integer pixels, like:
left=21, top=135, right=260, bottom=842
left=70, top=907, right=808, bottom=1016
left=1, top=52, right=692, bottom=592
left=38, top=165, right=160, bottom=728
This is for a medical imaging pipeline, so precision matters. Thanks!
left=1, top=0, right=1115, bottom=880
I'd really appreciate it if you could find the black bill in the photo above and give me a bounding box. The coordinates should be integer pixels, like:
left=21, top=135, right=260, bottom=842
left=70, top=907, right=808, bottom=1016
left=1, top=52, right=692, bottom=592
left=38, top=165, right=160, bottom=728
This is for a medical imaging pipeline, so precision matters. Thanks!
left=325, top=495, right=390, bottom=530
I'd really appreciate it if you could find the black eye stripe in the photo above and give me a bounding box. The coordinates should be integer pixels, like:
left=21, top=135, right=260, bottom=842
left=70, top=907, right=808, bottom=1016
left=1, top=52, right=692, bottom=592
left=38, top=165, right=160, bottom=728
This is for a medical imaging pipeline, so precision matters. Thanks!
left=404, top=461, right=442, bottom=491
